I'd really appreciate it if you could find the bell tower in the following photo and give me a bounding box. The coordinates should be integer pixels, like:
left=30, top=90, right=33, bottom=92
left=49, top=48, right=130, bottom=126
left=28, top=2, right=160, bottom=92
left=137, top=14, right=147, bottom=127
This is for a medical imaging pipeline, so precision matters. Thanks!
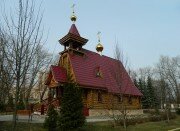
left=59, top=4, right=88, bottom=51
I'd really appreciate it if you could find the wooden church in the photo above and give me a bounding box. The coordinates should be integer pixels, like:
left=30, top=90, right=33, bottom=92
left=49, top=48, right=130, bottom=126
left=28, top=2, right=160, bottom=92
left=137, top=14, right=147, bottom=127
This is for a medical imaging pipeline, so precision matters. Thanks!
left=44, top=8, right=142, bottom=116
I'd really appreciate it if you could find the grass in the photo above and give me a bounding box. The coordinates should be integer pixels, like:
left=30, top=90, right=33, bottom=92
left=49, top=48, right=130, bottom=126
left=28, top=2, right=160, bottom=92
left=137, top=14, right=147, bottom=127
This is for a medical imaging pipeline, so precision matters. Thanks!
left=0, top=116, right=180, bottom=131
left=0, top=121, right=46, bottom=131
left=82, top=116, right=180, bottom=131
left=127, top=117, right=180, bottom=131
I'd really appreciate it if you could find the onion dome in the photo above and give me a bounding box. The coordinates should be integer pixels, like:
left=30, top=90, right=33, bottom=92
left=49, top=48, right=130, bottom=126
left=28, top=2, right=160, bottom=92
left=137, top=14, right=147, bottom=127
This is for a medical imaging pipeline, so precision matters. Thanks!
left=96, top=32, right=104, bottom=55
left=71, top=14, right=77, bottom=22
left=96, top=43, right=104, bottom=52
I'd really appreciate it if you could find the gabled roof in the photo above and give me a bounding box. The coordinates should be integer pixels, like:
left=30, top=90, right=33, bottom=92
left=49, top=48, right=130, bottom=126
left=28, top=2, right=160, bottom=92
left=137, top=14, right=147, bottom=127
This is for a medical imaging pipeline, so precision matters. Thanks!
left=69, top=49, right=142, bottom=96
left=45, top=65, right=67, bottom=85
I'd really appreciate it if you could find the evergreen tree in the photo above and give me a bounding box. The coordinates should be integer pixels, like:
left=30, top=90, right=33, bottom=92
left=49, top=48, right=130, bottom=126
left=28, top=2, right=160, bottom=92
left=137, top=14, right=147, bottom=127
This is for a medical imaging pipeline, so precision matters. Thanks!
left=133, top=78, right=138, bottom=88
left=0, top=102, right=5, bottom=112
left=58, top=83, right=85, bottom=130
left=138, top=78, right=149, bottom=108
left=147, top=76, right=156, bottom=108
left=44, top=104, right=58, bottom=131
left=142, top=79, right=150, bottom=108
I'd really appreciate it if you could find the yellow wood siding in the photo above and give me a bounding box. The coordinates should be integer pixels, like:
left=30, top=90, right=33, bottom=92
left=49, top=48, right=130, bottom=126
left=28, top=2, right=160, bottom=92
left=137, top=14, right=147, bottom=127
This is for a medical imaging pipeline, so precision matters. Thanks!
left=60, top=53, right=76, bottom=82
left=49, top=77, right=59, bottom=88
left=83, top=89, right=141, bottom=110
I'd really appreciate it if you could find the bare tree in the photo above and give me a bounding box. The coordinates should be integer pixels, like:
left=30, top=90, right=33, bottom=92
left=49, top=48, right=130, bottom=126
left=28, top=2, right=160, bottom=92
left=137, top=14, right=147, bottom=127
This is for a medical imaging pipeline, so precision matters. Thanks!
left=155, top=55, right=180, bottom=123
left=37, top=71, right=48, bottom=102
left=156, top=56, right=180, bottom=104
left=137, top=67, right=153, bottom=81
left=1, top=0, right=51, bottom=128
left=0, top=28, right=14, bottom=106
left=109, top=43, right=131, bottom=130
left=114, top=43, right=129, bottom=70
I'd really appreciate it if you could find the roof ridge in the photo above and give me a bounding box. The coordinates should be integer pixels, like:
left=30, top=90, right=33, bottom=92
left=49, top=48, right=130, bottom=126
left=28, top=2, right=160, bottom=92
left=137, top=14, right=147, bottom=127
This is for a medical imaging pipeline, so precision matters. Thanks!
left=82, top=48, right=121, bottom=62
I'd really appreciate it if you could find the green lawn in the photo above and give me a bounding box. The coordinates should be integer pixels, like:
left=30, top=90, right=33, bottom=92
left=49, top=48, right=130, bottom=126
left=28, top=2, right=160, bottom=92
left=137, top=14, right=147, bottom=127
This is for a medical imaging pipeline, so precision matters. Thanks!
left=0, top=121, right=46, bottom=131
left=82, top=116, right=180, bottom=131
left=0, top=116, right=180, bottom=131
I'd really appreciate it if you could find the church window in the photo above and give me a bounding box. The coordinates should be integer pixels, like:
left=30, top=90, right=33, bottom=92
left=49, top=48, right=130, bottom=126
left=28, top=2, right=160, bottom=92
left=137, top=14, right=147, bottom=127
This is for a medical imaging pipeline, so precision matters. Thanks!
left=118, top=95, right=123, bottom=103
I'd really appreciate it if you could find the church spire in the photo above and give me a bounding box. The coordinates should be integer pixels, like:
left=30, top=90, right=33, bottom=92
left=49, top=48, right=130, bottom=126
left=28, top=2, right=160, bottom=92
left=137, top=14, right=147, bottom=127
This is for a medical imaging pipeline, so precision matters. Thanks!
left=59, top=4, right=88, bottom=51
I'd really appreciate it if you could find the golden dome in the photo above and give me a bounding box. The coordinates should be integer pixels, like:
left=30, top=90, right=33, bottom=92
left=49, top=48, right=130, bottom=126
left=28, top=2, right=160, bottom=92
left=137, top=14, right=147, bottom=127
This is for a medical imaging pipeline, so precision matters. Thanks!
left=96, top=43, right=104, bottom=52
left=71, top=14, right=77, bottom=22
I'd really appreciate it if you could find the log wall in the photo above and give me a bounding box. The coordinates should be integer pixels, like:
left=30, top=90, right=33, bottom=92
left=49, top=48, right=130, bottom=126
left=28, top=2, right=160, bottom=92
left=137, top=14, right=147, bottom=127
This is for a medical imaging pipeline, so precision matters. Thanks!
left=60, top=53, right=141, bottom=110
left=83, top=89, right=141, bottom=110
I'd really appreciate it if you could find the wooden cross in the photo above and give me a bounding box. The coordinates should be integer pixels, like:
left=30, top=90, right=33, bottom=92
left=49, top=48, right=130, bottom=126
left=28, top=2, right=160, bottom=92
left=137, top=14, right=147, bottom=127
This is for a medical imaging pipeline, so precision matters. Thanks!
left=97, top=31, right=101, bottom=42
left=71, top=4, right=75, bottom=13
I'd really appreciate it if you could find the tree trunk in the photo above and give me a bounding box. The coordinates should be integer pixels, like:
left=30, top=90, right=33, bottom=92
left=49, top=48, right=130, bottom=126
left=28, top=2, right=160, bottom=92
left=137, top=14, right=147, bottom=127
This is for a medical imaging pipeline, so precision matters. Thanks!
left=13, top=80, right=20, bottom=130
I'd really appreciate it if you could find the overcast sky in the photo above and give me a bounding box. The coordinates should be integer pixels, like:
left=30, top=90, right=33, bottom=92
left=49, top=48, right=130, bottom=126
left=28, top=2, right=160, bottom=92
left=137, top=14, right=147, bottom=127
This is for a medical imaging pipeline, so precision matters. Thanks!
left=1, top=0, right=180, bottom=69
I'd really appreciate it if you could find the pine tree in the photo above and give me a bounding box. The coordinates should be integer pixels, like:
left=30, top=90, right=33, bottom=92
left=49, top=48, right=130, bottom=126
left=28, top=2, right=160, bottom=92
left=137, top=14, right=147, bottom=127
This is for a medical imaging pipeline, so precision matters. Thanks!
left=44, top=104, right=58, bottom=131
left=133, top=78, right=138, bottom=88
left=147, top=76, right=156, bottom=108
left=138, top=78, right=149, bottom=109
left=58, top=83, right=85, bottom=130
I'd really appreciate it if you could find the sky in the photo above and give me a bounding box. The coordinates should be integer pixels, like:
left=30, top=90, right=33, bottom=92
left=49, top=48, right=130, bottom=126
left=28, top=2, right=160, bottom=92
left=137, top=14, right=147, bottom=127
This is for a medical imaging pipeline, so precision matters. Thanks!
left=1, top=0, right=180, bottom=69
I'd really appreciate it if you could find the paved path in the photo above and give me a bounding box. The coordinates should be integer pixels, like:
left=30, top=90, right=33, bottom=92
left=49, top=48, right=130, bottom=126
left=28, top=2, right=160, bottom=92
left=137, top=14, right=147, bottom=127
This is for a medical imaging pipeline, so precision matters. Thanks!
left=0, top=115, right=113, bottom=123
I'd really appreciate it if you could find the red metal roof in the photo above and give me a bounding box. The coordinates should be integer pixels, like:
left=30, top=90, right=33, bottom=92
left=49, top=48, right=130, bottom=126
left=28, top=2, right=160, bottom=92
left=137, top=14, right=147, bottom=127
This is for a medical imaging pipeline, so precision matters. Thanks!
left=69, top=49, right=142, bottom=96
left=51, top=65, right=67, bottom=83
left=69, top=24, right=80, bottom=36
left=45, top=65, right=67, bottom=85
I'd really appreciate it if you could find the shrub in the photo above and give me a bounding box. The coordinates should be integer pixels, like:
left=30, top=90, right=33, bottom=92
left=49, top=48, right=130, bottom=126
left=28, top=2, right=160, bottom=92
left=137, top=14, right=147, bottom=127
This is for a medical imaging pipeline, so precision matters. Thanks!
left=112, top=112, right=177, bottom=127
left=149, top=115, right=162, bottom=122
left=44, top=104, right=58, bottom=131
left=155, top=108, right=160, bottom=115
left=113, top=115, right=150, bottom=126
left=0, top=102, right=5, bottom=112
left=162, top=111, right=176, bottom=120
left=143, top=109, right=156, bottom=114
left=175, top=108, right=180, bottom=115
